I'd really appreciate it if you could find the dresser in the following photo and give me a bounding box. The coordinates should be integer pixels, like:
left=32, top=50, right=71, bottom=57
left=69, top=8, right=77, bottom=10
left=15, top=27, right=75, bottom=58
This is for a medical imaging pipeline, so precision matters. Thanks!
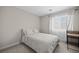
left=67, top=31, right=79, bottom=51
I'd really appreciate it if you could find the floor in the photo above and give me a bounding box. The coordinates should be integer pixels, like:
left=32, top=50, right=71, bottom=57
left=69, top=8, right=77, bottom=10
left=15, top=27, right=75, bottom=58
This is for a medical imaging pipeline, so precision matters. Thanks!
left=0, top=43, right=35, bottom=53
left=55, top=41, right=79, bottom=53
left=0, top=41, right=79, bottom=53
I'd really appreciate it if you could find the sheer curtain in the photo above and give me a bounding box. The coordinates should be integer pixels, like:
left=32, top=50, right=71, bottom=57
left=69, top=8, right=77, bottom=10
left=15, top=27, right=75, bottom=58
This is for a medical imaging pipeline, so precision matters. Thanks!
left=49, top=14, right=72, bottom=41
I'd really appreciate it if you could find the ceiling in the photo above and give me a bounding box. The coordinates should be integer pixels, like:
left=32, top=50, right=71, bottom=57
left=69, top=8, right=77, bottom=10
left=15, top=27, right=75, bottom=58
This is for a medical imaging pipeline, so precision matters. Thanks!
left=16, top=6, right=75, bottom=16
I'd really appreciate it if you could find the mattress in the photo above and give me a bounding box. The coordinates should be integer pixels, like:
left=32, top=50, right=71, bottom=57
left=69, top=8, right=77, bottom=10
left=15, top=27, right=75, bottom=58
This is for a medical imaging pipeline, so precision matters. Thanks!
left=22, top=33, right=59, bottom=53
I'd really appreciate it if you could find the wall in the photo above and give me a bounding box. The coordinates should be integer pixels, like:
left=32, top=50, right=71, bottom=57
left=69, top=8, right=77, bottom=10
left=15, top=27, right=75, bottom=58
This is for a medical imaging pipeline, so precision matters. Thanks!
left=0, top=7, right=40, bottom=49
left=40, top=16, right=50, bottom=34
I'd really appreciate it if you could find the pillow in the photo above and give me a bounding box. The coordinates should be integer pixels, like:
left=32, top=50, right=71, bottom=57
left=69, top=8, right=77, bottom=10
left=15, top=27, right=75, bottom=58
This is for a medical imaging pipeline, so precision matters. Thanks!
left=26, top=29, right=34, bottom=35
left=33, top=29, right=39, bottom=33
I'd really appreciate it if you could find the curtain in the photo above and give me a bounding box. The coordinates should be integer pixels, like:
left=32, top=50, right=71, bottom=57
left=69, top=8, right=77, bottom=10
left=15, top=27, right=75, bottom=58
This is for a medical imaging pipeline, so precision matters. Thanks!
left=49, top=9, right=79, bottom=42
left=49, top=14, right=72, bottom=42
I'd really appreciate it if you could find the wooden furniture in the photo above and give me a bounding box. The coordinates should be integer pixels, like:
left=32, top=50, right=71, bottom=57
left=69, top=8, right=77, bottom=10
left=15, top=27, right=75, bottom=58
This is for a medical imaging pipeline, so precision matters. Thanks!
left=67, top=31, right=79, bottom=51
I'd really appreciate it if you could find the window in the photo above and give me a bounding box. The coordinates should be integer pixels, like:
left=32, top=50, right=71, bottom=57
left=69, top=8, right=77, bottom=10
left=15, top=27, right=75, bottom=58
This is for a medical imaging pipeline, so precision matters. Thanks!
left=49, top=15, right=71, bottom=41
left=51, top=15, right=70, bottom=31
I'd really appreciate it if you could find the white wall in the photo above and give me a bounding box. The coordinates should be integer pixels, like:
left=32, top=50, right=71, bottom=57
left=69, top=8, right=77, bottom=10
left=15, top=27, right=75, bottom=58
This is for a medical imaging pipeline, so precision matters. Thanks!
left=0, top=7, right=40, bottom=49
left=40, top=16, right=50, bottom=34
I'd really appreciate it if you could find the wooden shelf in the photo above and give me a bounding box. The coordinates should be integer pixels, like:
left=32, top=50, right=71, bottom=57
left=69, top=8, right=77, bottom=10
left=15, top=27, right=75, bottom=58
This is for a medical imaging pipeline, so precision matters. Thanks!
left=67, top=31, right=79, bottom=51
left=67, top=33, right=79, bottom=37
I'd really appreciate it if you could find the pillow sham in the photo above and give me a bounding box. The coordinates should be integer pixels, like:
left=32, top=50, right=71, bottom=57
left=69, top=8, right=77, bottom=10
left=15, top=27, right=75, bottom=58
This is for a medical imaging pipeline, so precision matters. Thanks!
left=33, top=29, right=39, bottom=33
left=26, top=29, right=34, bottom=35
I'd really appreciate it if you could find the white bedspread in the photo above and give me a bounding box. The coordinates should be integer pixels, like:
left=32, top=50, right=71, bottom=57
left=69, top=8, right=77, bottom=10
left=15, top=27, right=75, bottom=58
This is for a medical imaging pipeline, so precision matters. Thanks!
left=23, top=33, right=59, bottom=53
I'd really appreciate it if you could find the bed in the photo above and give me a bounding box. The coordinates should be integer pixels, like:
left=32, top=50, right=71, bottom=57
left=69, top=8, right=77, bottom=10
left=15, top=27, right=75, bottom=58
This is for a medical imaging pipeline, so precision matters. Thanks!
left=21, top=29, right=59, bottom=53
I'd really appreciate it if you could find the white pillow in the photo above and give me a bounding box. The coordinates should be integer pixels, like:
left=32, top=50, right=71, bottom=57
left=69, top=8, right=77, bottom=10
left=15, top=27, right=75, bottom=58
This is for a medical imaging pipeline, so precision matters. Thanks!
left=26, top=29, right=34, bottom=35
left=33, top=29, right=39, bottom=33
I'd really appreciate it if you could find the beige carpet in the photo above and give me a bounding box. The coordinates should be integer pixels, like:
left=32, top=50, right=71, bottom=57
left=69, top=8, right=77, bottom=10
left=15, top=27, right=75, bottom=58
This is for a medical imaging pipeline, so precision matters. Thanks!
left=0, top=44, right=35, bottom=53
left=55, top=41, right=79, bottom=53
left=0, top=41, right=79, bottom=53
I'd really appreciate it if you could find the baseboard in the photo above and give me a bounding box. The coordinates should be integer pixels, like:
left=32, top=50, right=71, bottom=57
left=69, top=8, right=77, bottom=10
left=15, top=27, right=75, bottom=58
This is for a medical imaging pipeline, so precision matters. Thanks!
left=0, top=42, right=20, bottom=51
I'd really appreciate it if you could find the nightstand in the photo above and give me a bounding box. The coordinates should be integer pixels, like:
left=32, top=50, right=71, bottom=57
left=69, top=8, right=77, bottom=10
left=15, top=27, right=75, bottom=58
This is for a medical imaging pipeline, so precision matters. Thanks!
left=67, top=31, right=79, bottom=51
